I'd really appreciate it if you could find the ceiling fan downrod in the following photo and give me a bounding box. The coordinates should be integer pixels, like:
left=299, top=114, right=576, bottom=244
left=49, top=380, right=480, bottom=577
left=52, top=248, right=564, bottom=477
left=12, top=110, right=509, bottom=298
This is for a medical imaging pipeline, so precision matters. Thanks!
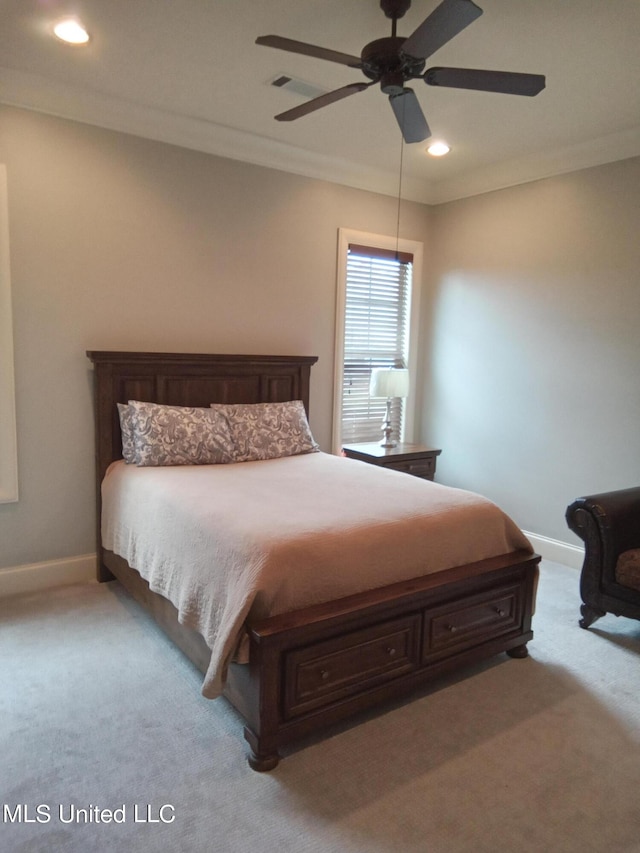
left=380, top=0, right=412, bottom=36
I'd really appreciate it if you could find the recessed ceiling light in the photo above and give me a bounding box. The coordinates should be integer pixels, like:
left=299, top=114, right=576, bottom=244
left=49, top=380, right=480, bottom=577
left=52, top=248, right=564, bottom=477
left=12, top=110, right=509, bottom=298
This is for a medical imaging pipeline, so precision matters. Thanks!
left=53, top=18, right=90, bottom=45
left=427, top=142, right=451, bottom=157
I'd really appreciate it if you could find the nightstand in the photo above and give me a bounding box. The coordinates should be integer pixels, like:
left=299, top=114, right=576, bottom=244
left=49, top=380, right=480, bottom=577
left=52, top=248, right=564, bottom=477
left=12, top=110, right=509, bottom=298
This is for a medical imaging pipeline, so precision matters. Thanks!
left=342, top=442, right=442, bottom=481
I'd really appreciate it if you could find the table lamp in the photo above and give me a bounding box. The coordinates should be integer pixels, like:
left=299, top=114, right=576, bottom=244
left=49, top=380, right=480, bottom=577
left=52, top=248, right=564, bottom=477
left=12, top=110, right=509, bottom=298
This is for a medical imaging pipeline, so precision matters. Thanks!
left=369, top=367, right=409, bottom=448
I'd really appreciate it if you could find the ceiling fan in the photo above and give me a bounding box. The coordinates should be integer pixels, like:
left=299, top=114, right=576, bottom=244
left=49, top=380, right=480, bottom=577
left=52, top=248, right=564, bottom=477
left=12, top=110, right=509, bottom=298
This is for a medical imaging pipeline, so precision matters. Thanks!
left=256, top=0, right=545, bottom=144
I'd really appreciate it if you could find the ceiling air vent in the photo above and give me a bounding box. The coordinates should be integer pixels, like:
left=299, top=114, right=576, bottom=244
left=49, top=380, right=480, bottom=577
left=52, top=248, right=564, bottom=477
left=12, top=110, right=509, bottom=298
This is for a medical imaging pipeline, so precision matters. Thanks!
left=270, top=76, right=329, bottom=100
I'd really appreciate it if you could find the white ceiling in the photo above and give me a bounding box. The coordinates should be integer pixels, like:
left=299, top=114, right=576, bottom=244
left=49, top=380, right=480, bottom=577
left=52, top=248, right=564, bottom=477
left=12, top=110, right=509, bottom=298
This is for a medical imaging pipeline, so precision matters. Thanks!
left=1, top=0, right=639, bottom=203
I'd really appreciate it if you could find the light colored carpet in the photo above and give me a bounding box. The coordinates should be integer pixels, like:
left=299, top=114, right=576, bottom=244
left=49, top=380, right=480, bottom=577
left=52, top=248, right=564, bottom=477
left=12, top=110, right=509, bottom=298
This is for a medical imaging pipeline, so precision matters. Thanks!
left=1, top=560, right=639, bottom=853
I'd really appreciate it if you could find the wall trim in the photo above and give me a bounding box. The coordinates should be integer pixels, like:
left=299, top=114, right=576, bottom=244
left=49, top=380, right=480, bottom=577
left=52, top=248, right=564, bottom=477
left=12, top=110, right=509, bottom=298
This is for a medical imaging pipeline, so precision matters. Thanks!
left=523, top=531, right=584, bottom=570
left=0, top=553, right=97, bottom=598
left=0, top=164, right=19, bottom=503
left=3, top=69, right=640, bottom=205
left=0, top=535, right=583, bottom=599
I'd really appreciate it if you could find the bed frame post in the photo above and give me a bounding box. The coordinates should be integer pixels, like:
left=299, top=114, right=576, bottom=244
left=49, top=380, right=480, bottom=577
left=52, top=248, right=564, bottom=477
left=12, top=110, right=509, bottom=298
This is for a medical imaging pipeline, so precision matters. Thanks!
left=225, top=648, right=284, bottom=771
left=243, top=730, right=281, bottom=772
left=89, top=357, right=117, bottom=581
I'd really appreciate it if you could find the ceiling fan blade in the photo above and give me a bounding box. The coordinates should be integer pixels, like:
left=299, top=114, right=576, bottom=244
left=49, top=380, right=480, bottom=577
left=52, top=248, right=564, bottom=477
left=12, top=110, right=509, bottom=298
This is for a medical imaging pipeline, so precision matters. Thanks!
left=401, top=0, right=483, bottom=61
left=275, top=82, right=372, bottom=121
left=425, top=67, right=546, bottom=96
left=256, top=35, right=362, bottom=68
left=389, top=88, right=431, bottom=143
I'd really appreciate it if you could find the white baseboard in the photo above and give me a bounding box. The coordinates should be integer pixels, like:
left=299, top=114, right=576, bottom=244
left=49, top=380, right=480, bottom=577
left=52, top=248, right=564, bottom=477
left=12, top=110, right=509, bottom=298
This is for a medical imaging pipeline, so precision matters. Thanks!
left=0, top=535, right=583, bottom=599
left=523, top=531, right=584, bottom=570
left=0, top=553, right=97, bottom=598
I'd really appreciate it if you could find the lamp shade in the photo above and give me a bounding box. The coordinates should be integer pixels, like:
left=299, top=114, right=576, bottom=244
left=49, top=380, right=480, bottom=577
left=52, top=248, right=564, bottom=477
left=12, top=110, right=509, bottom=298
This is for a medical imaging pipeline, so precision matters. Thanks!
left=369, top=368, right=410, bottom=398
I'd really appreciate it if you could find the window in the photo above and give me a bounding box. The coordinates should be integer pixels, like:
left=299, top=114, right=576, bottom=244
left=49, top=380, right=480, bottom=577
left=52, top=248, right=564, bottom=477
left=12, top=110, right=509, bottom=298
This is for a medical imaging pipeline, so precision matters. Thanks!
left=333, top=228, right=422, bottom=452
left=0, top=165, right=18, bottom=503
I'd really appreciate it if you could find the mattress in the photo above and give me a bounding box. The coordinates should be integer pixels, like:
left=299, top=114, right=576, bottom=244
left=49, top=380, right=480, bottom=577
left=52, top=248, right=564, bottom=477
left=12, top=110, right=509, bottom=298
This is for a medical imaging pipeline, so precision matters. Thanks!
left=101, top=451, right=532, bottom=698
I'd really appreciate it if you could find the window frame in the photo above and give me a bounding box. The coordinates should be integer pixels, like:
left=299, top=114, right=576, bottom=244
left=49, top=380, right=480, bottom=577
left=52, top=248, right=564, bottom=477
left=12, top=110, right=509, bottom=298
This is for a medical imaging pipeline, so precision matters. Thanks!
left=332, top=227, right=422, bottom=453
left=0, top=164, right=18, bottom=503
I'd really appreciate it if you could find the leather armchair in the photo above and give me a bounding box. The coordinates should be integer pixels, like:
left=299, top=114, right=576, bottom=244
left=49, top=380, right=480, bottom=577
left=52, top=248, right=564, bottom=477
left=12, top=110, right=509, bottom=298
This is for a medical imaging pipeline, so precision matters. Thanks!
left=566, top=487, right=640, bottom=628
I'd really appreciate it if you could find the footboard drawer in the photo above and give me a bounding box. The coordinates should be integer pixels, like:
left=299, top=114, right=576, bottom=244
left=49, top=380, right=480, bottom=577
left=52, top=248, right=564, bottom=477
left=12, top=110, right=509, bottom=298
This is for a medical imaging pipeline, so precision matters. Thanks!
left=284, top=613, right=421, bottom=718
left=423, top=582, right=523, bottom=662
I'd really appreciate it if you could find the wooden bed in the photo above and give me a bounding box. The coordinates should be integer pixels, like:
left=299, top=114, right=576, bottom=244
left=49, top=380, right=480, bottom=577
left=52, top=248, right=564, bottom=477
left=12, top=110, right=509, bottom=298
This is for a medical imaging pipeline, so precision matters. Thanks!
left=87, top=350, right=539, bottom=771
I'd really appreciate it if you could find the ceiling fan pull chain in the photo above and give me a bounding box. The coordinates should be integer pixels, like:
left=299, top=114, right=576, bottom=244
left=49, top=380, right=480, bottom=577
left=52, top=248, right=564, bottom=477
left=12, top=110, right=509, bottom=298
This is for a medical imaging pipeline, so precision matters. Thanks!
left=395, top=119, right=405, bottom=260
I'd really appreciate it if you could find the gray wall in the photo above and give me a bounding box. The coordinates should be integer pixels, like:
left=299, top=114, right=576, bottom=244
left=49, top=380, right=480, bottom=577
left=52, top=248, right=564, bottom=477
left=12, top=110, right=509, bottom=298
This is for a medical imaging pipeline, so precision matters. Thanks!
left=0, top=105, right=431, bottom=569
left=424, top=158, right=640, bottom=541
left=1, top=103, right=639, bottom=570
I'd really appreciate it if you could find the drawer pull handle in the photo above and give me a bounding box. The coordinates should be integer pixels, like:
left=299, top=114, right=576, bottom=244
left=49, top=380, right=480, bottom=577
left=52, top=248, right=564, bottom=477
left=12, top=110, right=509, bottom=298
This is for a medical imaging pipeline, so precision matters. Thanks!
left=320, top=669, right=329, bottom=681
left=447, top=625, right=458, bottom=633
left=387, top=647, right=397, bottom=657
left=495, top=607, right=506, bottom=616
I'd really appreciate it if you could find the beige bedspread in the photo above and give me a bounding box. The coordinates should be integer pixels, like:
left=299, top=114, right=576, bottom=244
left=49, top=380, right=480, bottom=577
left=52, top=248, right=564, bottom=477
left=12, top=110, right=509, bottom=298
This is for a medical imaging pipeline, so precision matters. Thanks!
left=101, top=452, right=532, bottom=698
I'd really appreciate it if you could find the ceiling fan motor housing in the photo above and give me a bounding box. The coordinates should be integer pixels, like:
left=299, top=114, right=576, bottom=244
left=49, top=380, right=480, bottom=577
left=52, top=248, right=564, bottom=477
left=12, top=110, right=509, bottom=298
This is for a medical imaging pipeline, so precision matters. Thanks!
left=360, top=36, right=426, bottom=92
left=380, top=71, right=405, bottom=96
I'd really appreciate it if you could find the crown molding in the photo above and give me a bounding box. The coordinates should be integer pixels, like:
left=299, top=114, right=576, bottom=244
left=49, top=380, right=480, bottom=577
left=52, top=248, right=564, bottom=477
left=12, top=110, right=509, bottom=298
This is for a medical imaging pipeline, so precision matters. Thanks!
left=429, top=125, right=640, bottom=204
left=0, top=67, right=431, bottom=203
left=2, top=66, right=639, bottom=206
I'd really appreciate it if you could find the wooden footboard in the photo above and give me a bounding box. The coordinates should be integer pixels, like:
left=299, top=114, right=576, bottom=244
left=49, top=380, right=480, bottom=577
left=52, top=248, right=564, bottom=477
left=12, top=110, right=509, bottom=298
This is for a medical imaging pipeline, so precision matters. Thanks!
left=236, top=549, right=537, bottom=770
left=103, top=547, right=538, bottom=771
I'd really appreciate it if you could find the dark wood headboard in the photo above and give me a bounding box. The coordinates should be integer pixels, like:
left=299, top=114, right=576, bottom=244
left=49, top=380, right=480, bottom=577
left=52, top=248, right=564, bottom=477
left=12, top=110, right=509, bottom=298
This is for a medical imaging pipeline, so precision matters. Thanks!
left=86, top=351, right=318, bottom=573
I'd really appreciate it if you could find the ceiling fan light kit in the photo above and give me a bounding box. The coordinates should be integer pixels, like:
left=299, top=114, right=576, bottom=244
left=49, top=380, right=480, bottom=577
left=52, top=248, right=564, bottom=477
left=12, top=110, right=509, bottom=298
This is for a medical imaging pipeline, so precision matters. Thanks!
left=257, top=0, right=545, bottom=144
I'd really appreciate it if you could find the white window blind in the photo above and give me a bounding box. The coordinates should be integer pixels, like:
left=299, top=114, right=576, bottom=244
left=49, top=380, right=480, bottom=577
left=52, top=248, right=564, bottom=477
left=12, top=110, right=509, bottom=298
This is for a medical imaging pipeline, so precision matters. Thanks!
left=340, top=243, right=412, bottom=445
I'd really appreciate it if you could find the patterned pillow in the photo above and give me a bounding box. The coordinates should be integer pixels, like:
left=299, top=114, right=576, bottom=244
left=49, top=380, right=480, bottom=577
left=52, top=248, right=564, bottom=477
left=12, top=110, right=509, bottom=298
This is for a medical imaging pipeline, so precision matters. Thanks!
left=117, top=403, right=137, bottom=464
left=128, top=401, right=235, bottom=467
left=211, top=400, right=319, bottom=463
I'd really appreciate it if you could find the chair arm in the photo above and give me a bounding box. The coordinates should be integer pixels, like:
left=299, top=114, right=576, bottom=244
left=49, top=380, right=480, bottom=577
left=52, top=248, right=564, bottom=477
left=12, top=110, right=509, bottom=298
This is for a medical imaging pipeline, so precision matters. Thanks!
left=567, top=487, right=640, bottom=626
left=567, top=486, right=640, bottom=596
left=567, top=487, right=640, bottom=554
